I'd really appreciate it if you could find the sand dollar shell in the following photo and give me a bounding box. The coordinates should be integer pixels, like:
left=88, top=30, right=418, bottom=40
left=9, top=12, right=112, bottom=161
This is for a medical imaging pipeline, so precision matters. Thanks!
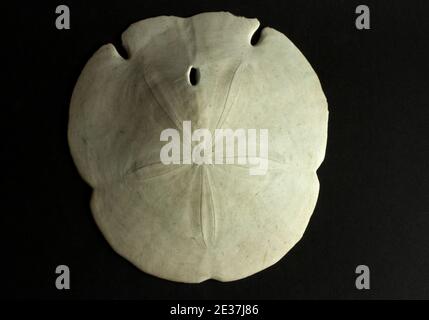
left=68, top=12, right=328, bottom=282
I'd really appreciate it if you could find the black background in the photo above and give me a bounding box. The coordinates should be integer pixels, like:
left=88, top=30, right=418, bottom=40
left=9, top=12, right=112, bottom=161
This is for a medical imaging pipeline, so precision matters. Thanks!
left=4, top=0, right=429, bottom=299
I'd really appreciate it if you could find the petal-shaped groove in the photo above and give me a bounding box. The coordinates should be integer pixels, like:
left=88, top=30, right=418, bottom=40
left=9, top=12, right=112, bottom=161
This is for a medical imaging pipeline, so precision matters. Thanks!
left=200, top=166, right=217, bottom=247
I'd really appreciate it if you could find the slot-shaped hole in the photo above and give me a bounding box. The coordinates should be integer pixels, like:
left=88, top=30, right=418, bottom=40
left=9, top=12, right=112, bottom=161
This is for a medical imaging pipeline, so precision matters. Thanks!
left=111, top=32, right=129, bottom=60
left=250, top=26, right=263, bottom=46
left=189, top=67, right=200, bottom=86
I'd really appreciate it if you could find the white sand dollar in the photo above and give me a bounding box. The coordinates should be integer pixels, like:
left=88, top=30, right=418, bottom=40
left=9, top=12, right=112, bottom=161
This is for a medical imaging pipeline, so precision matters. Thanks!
left=68, top=12, right=328, bottom=283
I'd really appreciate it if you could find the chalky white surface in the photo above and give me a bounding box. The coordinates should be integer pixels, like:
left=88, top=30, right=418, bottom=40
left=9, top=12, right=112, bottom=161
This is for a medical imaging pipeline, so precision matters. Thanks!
left=68, top=12, right=329, bottom=283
